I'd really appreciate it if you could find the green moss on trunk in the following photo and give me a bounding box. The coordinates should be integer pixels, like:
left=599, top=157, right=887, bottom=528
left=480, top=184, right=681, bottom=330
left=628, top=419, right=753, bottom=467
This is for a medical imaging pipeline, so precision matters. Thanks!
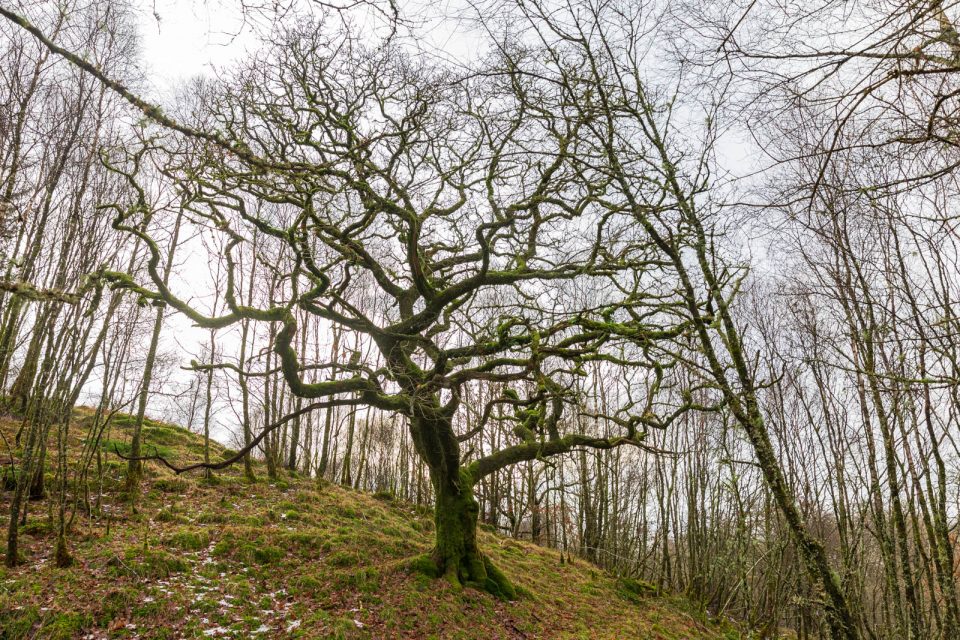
left=430, top=469, right=515, bottom=600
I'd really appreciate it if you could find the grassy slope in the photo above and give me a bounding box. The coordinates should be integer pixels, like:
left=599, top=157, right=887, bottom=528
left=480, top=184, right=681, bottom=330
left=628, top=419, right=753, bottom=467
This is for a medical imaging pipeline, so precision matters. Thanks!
left=0, top=410, right=741, bottom=639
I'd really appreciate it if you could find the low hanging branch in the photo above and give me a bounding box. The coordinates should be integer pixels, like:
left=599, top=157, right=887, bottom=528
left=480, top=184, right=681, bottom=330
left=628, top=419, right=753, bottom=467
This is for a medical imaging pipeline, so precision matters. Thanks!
left=112, top=397, right=361, bottom=474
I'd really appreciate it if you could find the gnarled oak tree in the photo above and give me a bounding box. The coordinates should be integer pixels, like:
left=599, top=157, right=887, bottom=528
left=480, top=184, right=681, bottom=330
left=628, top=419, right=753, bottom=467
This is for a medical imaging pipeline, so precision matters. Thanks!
left=93, top=14, right=701, bottom=593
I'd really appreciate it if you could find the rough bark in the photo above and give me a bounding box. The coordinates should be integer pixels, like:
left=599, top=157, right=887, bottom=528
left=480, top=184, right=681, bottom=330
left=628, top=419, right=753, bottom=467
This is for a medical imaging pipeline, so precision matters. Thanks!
left=410, top=413, right=515, bottom=599
left=429, top=467, right=515, bottom=599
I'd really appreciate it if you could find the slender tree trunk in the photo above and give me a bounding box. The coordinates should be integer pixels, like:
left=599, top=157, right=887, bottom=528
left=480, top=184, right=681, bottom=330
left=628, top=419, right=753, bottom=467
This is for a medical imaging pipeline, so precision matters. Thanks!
left=202, top=340, right=214, bottom=479
left=341, top=407, right=356, bottom=487
left=238, top=318, right=255, bottom=482
left=125, top=302, right=163, bottom=492
left=126, top=211, right=183, bottom=493
left=8, top=317, right=45, bottom=414
left=317, top=328, right=340, bottom=479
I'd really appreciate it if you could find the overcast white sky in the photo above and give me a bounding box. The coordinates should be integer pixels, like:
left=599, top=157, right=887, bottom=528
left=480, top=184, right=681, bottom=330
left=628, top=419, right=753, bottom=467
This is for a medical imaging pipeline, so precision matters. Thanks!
left=134, top=0, right=477, bottom=91
left=136, top=0, right=255, bottom=92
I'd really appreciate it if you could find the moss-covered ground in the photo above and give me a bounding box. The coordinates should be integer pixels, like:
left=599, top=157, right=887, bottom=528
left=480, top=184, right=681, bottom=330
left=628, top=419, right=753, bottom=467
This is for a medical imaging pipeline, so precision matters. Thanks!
left=0, top=409, right=753, bottom=639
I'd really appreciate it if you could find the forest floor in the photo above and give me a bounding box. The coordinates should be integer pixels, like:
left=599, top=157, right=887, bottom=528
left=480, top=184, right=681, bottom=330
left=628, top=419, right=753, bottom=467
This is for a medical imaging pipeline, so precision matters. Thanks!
left=0, top=409, right=746, bottom=639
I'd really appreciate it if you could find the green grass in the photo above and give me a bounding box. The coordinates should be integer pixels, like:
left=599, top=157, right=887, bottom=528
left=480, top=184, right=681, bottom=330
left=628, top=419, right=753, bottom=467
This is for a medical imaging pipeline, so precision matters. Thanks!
left=165, top=529, right=209, bottom=551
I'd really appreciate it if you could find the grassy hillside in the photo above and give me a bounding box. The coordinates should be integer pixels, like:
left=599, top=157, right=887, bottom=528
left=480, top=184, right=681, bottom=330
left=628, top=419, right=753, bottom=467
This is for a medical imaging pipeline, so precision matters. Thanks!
left=0, top=410, right=744, bottom=639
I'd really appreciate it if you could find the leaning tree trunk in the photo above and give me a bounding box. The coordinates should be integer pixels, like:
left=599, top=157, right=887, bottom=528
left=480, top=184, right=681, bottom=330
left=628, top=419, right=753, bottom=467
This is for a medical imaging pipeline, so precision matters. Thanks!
left=410, top=413, right=515, bottom=599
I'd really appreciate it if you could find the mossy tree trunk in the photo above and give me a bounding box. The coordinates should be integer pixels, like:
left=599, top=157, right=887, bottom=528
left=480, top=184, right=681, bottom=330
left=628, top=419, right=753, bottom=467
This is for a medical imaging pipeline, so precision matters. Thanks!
left=8, top=316, right=44, bottom=414
left=432, top=468, right=484, bottom=583
left=410, top=412, right=515, bottom=599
